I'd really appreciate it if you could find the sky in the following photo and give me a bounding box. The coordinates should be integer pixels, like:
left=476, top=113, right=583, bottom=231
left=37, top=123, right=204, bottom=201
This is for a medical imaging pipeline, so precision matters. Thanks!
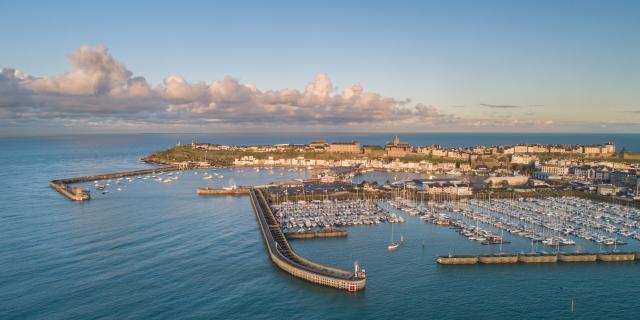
left=0, top=0, right=639, bottom=135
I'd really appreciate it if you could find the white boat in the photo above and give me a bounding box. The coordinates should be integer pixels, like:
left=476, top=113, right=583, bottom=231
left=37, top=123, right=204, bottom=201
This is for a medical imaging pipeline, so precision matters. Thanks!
left=388, top=223, right=401, bottom=251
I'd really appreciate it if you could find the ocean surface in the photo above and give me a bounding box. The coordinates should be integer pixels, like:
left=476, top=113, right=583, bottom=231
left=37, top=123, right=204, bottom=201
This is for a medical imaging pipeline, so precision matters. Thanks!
left=1, top=133, right=640, bottom=320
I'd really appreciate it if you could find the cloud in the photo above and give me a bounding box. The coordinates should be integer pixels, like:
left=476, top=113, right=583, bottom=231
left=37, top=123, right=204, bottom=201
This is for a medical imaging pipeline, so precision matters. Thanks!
left=480, top=103, right=545, bottom=109
left=1, top=46, right=451, bottom=129
left=480, top=103, right=521, bottom=109
left=22, top=46, right=150, bottom=97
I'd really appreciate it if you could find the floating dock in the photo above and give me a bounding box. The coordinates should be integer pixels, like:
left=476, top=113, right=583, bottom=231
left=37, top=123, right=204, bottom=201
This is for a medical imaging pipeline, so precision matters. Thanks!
left=50, top=166, right=179, bottom=201
left=250, top=188, right=366, bottom=291
left=197, top=187, right=249, bottom=196
left=438, top=252, right=638, bottom=265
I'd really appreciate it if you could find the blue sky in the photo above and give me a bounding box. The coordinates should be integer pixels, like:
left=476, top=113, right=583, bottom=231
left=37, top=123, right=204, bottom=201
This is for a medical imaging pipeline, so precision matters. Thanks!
left=0, top=0, right=639, bottom=134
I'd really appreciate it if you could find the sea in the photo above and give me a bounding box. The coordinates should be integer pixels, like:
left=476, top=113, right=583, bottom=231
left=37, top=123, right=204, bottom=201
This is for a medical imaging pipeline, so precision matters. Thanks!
left=1, top=133, right=639, bottom=320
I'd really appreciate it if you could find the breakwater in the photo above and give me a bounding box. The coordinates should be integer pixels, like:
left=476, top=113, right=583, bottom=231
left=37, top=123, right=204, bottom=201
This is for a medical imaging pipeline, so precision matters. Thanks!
left=437, top=252, right=639, bottom=265
left=197, top=187, right=250, bottom=196
left=250, top=188, right=366, bottom=291
left=50, top=166, right=178, bottom=201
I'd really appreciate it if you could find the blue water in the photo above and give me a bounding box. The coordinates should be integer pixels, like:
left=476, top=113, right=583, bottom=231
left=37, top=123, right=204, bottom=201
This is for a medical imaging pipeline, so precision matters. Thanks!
left=1, top=133, right=639, bottom=319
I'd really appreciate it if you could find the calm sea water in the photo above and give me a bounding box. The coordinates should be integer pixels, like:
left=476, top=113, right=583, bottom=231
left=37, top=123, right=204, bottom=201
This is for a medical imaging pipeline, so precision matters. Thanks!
left=1, top=133, right=639, bottom=320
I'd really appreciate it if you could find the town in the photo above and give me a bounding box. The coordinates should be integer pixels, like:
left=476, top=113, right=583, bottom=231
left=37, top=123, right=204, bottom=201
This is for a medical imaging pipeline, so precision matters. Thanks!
left=143, top=136, right=640, bottom=202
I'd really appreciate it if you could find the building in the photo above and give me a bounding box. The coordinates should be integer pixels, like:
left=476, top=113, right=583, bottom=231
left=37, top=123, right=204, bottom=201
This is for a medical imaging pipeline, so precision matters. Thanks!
left=484, top=175, right=529, bottom=187
left=384, top=135, right=413, bottom=157
left=603, top=143, right=616, bottom=154
left=540, top=165, right=569, bottom=176
left=329, top=140, right=361, bottom=153
left=610, top=170, right=637, bottom=187
left=597, top=184, right=615, bottom=196
left=309, top=140, right=328, bottom=151
left=415, top=178, right=472, bottom=196
left=511, top=154, right=538, bottom=165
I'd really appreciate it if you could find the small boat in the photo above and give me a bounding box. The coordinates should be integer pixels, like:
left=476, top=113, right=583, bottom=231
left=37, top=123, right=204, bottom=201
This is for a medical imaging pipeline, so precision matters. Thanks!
left=388, top=223, right=401, bottom=251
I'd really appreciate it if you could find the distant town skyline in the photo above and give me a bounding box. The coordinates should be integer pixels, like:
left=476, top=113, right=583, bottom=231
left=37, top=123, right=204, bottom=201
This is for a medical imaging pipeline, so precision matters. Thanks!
left=1, top=0, right=639, bottom=135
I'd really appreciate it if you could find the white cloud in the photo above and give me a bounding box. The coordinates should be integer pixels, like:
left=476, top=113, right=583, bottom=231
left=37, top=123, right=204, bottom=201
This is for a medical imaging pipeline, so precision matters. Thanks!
left=1, top=45, right=454, bottom=130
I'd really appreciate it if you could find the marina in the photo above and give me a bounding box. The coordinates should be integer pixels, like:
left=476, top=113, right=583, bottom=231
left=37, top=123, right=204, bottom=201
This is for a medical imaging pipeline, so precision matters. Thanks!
left=272, top=199, right=403, bottom=234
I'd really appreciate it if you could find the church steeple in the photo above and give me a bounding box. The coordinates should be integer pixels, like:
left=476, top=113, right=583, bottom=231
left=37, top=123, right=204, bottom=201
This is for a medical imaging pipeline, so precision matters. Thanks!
left=393, top=135, right=400, bottom=146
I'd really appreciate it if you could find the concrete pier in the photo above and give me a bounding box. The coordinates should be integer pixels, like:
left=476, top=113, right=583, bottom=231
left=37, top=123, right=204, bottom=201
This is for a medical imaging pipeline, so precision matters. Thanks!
left=597, top=252, right=636, bottom=262
left=250, top=188, right=366, bottom=292
left=557, top=253, right=597, bottom=262
left=478, top=254, right=519, bottom=264
left=436, top=255, right=479, bottom=265
left=50, top=166, right=179, bottom=201
left=438, top=252, right=639, bottom=265
left=518, top=253, right=558, bottom=263
left=197, top=187, right=249, bottom=196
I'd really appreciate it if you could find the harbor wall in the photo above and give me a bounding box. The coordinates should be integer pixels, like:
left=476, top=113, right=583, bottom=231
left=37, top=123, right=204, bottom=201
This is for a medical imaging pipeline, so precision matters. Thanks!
left=518, top=254, right=558, bottom=263
left=478, top=254, right=519, bottom=264
left=50, top=166, right=178, bottom=201
left=197, top=187, right=250, bottom=195
left=558, top=253, right=597, bottom=262
left=597, top=253, right=636, bottom=262
left=250, top=188, right=365, bottom=291
left=439, top=253, right=639, bottom=265
left=436, top=256, right=478, bottom=265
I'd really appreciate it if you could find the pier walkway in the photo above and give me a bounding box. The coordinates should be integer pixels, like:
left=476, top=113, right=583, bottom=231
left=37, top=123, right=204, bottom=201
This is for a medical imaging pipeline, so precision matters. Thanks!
left=50, top=166, right=178, bottom=201
left=250, top=188, right=366, bottom=291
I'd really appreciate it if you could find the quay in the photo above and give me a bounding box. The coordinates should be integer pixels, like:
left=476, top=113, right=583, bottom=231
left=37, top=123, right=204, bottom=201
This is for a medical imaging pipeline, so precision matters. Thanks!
left=197, top=187, right=250, bottom=196
left=437, top=252, right=639, bottom=265
left=50, top=166, right=178, bottom=201
left=285, top=229, right=348, bottom=240
left=250, top=188, right=366, bottom=291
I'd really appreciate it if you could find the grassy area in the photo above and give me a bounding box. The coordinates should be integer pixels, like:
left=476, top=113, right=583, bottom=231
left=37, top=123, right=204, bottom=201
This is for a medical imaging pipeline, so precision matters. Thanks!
left=144, top=146, right=376, bottom=166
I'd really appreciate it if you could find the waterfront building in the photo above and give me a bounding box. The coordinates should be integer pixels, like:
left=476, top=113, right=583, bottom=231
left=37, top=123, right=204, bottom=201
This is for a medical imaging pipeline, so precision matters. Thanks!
left=594, top=168, right=611, bottom=181
left=597, top=184, right=616, bottom=196
left=610, top=170, right=638, bottom=187
left=485, top=176, right=529, bottom=187
left=415, top=178, right=473, bottom=196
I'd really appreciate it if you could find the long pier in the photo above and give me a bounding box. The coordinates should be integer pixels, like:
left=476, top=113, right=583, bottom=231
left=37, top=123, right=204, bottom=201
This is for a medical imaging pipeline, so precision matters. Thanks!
left=437, top=252, right=640, bottom=265
left=249, top=188, right=366, bottom=291
left=50, top=166, right=179, bottom=201
left=197, top=187, right=250, bottom=196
